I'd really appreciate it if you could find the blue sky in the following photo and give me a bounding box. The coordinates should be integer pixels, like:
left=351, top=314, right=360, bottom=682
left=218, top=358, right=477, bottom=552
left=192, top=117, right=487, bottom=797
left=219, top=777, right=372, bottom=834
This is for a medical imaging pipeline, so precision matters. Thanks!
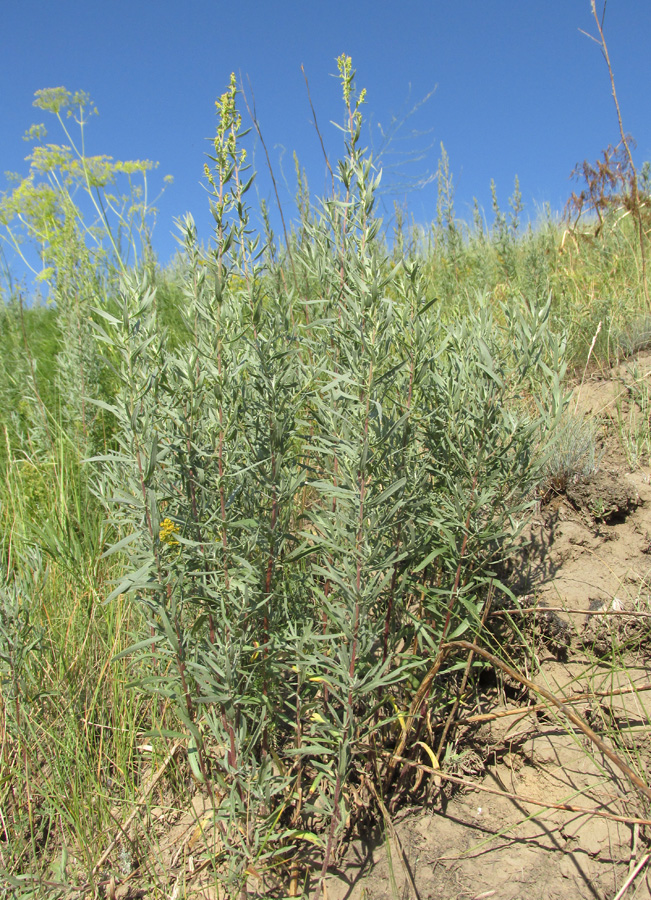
left=2, top=1, right=650, bottom=275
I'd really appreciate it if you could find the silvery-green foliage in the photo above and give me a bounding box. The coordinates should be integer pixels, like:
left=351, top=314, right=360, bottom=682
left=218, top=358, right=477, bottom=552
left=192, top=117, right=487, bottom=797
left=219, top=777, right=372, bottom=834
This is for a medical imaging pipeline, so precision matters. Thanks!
left=544, top=410, right=603, bottom=487
left=416, top=293, right=566, bottom=644
left=91, top=61, right=568, bottom=887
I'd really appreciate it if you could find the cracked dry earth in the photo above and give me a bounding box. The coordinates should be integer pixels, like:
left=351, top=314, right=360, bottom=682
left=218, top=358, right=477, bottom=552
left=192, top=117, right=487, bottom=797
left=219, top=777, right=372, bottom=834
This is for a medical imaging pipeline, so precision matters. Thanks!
left=324, top=358, right=651, bottom=900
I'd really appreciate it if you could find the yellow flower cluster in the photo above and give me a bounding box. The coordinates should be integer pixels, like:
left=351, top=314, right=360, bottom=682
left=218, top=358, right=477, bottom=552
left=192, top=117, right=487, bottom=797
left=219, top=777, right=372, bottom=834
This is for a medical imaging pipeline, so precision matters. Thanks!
left=159, top=517, right=180, bottom=546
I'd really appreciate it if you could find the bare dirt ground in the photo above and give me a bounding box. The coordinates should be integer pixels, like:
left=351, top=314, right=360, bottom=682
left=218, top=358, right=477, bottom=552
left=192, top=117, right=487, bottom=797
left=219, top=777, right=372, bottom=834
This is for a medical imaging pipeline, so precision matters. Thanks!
left=321, top=354, right=651, bottom=900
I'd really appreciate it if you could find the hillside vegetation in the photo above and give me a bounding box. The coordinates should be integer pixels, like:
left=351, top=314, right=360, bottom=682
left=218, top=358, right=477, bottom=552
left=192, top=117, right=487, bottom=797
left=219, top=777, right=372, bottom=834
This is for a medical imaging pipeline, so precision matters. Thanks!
left=1, top=59, right=651, bottom=898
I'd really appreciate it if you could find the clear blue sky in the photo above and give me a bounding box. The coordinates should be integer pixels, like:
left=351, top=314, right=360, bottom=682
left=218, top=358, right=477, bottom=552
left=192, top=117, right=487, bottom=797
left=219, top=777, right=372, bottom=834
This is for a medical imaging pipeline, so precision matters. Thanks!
left=2, top=1, right=650, bottom=273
